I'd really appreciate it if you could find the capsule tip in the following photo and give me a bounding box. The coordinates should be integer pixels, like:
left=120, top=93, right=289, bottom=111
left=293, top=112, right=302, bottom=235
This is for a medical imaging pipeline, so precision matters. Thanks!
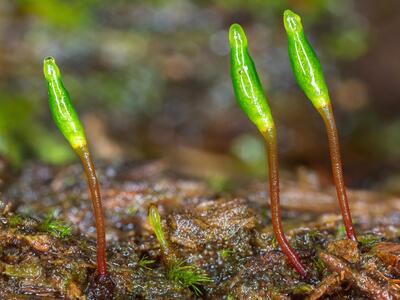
left=229, top=23, right=247, bottom=49
left=283, top=9, right=303, bottom=34
left=43, top=56, right=60, bottom=81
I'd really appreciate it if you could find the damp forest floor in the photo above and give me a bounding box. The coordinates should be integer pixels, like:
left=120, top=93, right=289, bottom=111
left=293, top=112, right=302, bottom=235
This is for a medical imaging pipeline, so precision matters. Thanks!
left=0, top=160, right=399, bottom=299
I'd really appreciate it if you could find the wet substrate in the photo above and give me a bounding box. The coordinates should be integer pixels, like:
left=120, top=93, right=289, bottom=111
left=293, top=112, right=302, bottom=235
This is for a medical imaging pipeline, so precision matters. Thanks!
left=1, top=161, right=399, bottom=299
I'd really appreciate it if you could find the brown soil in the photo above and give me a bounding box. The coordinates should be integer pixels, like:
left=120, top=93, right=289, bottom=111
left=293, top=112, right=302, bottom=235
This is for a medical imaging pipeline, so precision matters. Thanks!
left=0, top=161, right=399, bottom=299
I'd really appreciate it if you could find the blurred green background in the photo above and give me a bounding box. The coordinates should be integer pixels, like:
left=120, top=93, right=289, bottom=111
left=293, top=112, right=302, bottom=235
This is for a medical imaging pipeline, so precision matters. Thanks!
left=0, top=0, right=399, bottom=192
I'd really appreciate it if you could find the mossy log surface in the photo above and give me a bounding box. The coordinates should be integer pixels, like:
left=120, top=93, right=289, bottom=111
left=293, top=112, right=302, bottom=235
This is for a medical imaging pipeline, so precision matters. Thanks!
left=0, top=161, right=399, bottom=299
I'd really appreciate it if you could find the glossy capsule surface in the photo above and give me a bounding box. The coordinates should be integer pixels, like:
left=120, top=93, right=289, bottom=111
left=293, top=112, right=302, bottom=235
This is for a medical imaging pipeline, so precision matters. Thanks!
left=283, top=10, right=330, bottom=109
left=229, top=24, right=274, bottom=133
left=43, top=57, right=86, bottom=150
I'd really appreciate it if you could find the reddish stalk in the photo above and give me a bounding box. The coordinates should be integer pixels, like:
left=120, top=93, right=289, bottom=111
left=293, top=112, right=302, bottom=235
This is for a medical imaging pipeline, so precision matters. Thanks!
left=263, top=128, right=308, bottom=277
left=318, top=104, right=357, bottom=242
left=76, top=146, right=107, bottom=276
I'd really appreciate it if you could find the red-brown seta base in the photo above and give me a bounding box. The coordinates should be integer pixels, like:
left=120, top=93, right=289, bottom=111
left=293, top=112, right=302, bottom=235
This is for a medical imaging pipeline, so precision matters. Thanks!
left=263, top=129, right=308, bottom=277
left=318, top=104, right=357, bottom=242
left=76, top=146, right=108, bottom=276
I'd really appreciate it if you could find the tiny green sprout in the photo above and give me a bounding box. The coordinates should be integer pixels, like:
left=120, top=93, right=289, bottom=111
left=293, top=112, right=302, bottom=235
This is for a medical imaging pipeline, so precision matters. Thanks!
left=148, top=204, right=211, bottom=295
left=283, top=10, right=357, bottom=242
left=127, top=206, right=138, bottom=216
left=218, top=249, right=232, bottom=259
left=167, top=261, right=211, bottom=296
left=270, top=235, right=278, bottom=249
left=39, top=212, right=71, bottom=238
left=148, top=204, right=177, bottom=267
left=138, top=255, right=155, bottom=270
left=43, top=57, right=108, bottom=276
left=336, top=223, right=346, bottom=237
left=148, top=204, right=169, bottom=250
left=229, top=23, right=307, bottom=277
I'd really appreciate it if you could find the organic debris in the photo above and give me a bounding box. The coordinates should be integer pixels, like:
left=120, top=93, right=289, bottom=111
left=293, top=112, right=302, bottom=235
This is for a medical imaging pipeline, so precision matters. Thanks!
left=0, top=161, right=399, bottom=299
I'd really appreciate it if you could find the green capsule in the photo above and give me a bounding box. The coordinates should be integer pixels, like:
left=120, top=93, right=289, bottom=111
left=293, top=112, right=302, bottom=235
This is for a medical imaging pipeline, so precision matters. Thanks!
left=43, top=57, right=86, bottom=150
left=283, top=10, right=330, bottom=109
left=229, top=24, right=274, bottom=133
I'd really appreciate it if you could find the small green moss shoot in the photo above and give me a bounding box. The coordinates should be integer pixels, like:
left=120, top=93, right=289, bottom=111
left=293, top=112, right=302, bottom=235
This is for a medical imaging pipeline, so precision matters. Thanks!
left=138, top=255, right=155, bottom=270
left=148, top=204, right=168, bottom=250
left=292, top=283, right=314, bottom=294
left=8, top=214, right=22, bottom=227
left=312, top=257, right=326, bottom=274
left=270, top=235, right=279, bottom=249
left=306, top=229, right=323, bottom=239
left=358, top=234, right=382, bottom=247
left=39, top=212, right=71, bottom=238
left=336, top=223, right=346, bottom=237
left=148, top=204, right=211, bottom=295
left=218, top=249, right=232, bottom=259
left=167, top=260, right=211, bottom=295
left=127, top=206, right=138, bottom=216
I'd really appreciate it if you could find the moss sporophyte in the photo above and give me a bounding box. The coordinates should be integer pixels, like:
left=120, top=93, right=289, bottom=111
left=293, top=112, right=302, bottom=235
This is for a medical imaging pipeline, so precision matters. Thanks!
left=148, top=204, right=211, bottom=295
left=43, top=57, right=108, bottom=276
left=283, top=10, right=357, bottom=242
left=38, top=11, right=359, bottom=286
left=229, top=24, right=307, bottom=277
